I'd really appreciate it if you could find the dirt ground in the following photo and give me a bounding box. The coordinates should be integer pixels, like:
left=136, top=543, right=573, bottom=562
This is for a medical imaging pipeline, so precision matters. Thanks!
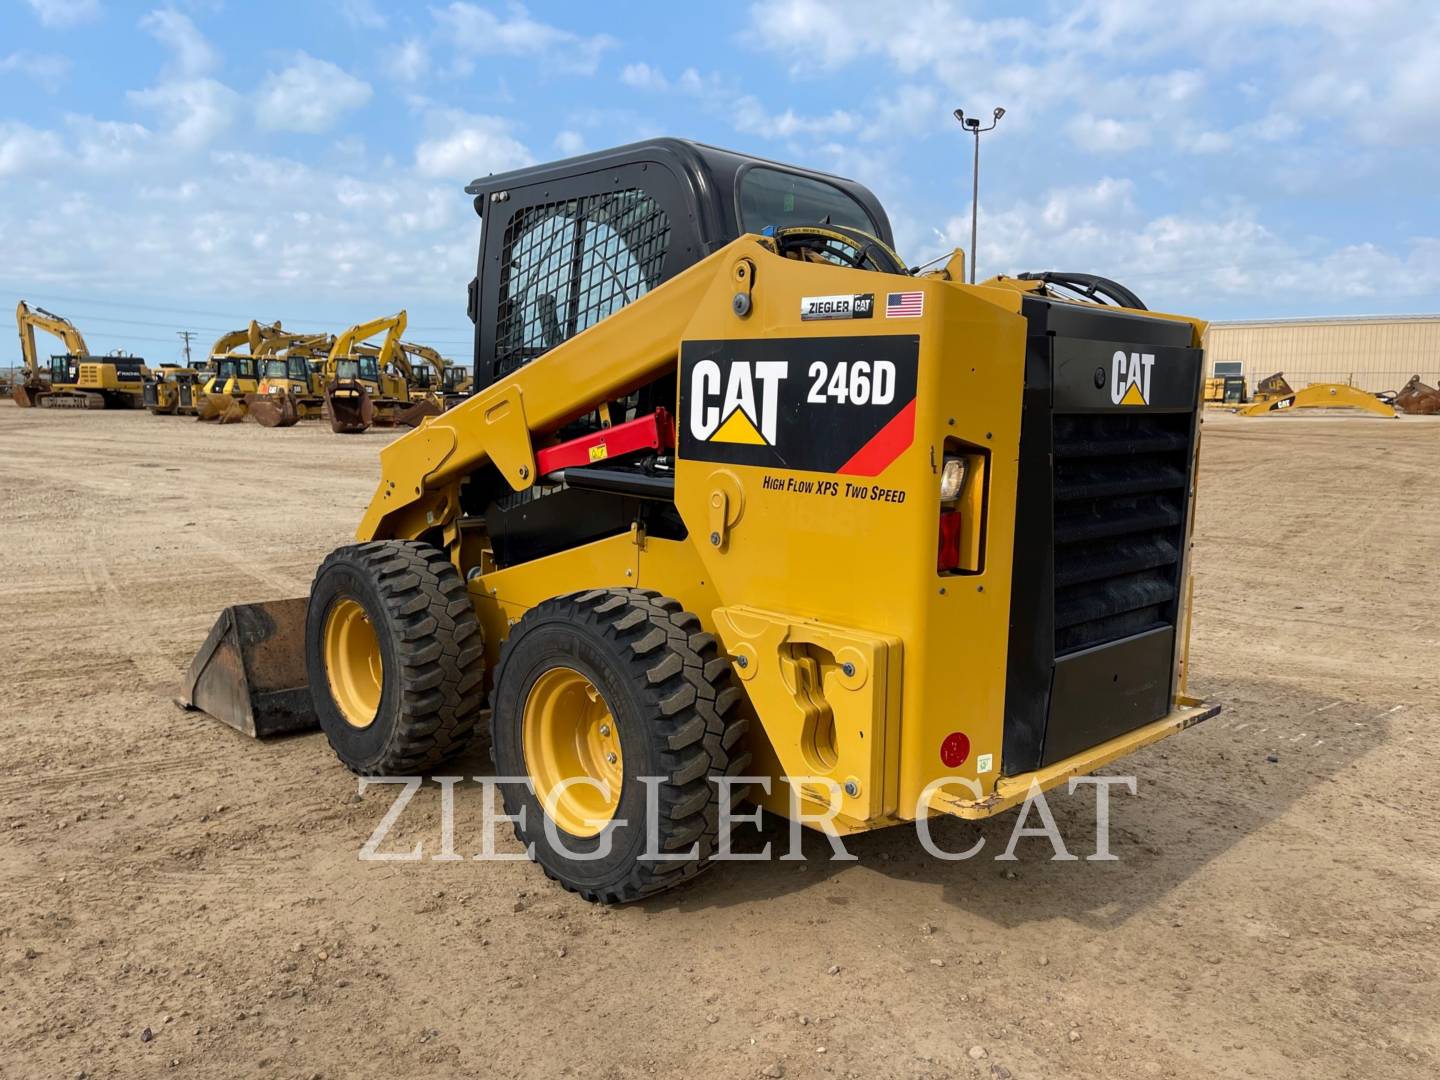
left=0, top=402, right=1436, bottom=1080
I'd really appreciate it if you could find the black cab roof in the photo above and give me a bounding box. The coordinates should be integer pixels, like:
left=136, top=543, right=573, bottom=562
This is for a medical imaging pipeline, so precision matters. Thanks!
left=464, top=137, right=894, bottom=252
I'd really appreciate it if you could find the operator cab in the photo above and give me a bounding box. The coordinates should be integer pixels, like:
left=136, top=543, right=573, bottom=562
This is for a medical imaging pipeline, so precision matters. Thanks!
left=262, top=357, right=310, bottom=383
left=334, top=357, right=380, bottom=384
left=461, top=138, right=897, bottom=567
left=464, top=138, right=893, bottom=394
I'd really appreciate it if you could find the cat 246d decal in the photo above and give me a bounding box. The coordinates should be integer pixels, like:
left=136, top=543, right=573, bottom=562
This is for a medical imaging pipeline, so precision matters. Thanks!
left=678, top=336, right=919, bottom=476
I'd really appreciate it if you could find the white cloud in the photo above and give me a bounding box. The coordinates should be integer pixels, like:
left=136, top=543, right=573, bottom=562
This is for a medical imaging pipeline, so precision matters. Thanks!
left=23, top=0, right=99, bottom=29
left=66, top=115, right=153, bottom=169
left=619, top=62, right=856, bottom=140
left=733, top=98, right=857, bottom=139
left=414, top=112, right=533, bottom=179
left=434, top=2, right=615, bottom=75
left=1067, top=112, right=1151, bottom=154
left=127, top=78, right=239, bottom=147
left=619, top=62, right=666, bottom=91
left=553, top=130, right=585, bottom=156
left=140, top=9, right=218, bottom=78
left=337, top=0, right=386, bottom=29
left=0, top=52, right=71, bottom=93
left=0, top=121, right=66, bottom=176
left=915, top=175, right=1440, bottom=312
left=255, top=53, right=372, bottom=134
left=387, top=38, right=429, bottom=82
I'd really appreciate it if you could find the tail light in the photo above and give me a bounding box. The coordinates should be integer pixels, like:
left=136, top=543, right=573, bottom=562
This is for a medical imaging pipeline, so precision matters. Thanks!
left=936, top=442, right=988, bottom=575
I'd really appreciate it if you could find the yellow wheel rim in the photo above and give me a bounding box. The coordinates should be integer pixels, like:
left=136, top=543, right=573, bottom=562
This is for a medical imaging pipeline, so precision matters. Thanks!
left=522, top=667, right=623, bottom=838
left=323, top=598, right=384, bottom=729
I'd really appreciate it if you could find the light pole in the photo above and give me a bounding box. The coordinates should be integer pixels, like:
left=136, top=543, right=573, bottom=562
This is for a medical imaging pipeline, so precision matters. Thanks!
left=953, top=106, right=1004, bottom=284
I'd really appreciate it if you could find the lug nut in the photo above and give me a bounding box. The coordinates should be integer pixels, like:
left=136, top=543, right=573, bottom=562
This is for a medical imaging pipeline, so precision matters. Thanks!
left=606, top=752, right=618, bottom=765
left=841, top=662, right=856, bottom=677
left=735, top=655, right=749, bottom=668
left=599, top=724, right=611, bottom=737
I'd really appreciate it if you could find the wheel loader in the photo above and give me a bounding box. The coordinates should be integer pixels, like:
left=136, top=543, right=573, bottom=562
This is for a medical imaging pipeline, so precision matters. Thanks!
left=13, top=300, right=148, bottom=409
left=181, top=139, right=1217, bottom=903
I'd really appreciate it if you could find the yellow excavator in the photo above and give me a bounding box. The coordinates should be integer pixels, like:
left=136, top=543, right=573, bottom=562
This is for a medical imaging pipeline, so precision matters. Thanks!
left=393, top=341, right=452, bottom=426
left=13, top=300, right=148, bottom=409
left=194, top=321, right=288, bottom=423
left=181, top=138, right=1219, bottom=905
left=145, top=326, right=254, bottom=416
left=247, top=332, right=335, bottom=427
left=321, top=312, right=409, bottom=433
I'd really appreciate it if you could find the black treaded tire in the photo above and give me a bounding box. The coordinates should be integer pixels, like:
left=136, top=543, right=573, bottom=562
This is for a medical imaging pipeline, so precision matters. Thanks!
left=491, top=588, right=751, bottom=904
left=306, top=540, right=485, bottom=775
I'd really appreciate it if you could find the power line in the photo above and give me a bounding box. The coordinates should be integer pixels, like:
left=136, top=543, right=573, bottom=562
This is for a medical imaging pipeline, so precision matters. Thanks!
left=1, top=287, right=476, bottom=333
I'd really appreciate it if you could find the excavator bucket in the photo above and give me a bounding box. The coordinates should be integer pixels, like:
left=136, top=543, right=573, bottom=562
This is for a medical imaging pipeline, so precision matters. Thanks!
left=1252, top=372, right=1294, bottom=403
left=177, top=597, right=317, bottom=738
left=325, top=383, right=374, bottom=434
left=11, top=380, right=47, bottom=408
left=246, top=393, right=300, bottom=428
left=396, top=396, right=442, bottom=427
left=1394, top=375, right=1440, bottom=415
left=216, top=396, right=249, bottom=424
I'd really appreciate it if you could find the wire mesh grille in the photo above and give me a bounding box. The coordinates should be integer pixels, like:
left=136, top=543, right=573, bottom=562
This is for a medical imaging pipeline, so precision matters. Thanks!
left=494, top=189, right=671, bottom=377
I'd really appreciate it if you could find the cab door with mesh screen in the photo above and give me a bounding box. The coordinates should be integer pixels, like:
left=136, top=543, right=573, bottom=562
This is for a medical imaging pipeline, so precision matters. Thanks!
left=473, top=162, right=702, bottom=391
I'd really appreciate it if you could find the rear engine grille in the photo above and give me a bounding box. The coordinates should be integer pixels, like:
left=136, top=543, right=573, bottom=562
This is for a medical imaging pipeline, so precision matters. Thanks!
left=1052, top=413, right=1191, bottom=655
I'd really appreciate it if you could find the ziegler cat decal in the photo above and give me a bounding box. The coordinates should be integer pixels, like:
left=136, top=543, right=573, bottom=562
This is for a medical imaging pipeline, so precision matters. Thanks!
left=680, top=336, right=919, bottom=475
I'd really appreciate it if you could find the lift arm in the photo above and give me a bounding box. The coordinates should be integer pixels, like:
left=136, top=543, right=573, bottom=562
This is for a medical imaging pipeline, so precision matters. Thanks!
left=356, top=240, right=733, bottom=542
left=16, top=300, right=89, bottom=375
left=326, top=312, right=408, bottom=373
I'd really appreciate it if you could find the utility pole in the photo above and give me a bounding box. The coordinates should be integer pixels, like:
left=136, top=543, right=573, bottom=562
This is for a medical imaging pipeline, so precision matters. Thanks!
left=177, top=330, right=196, bottom=365
left=952, top=107, right=1005, bottom=284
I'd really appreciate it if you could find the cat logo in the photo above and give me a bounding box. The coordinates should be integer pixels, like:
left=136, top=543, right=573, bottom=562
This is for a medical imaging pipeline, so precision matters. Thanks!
left=688, top=357, right=788, bottom=445
left=1111, top=350, right=1156, bottom=406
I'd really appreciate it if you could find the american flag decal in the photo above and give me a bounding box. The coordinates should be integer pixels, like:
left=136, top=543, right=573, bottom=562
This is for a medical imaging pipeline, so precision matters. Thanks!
left=885, top=291, right=924, bottom=318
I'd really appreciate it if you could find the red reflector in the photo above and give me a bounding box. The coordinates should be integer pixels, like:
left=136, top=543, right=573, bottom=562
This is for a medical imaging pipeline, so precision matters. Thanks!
left=937, top=509, right=962, bottom=572
left=940, top=732, right=970, bottom=768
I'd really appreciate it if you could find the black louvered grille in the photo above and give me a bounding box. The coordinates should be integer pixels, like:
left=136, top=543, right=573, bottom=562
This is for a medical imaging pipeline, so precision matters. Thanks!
left=1052, top=412, right=1191, bottom=656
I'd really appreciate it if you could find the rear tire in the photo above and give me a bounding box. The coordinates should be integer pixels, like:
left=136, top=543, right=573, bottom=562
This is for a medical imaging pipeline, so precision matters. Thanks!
left=491, top=588, right=750, bottom=904
left=306, top=541, right=485, bottom=775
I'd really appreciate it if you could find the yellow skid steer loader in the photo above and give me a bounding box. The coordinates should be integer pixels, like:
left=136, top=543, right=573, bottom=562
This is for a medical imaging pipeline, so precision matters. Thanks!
left=181, top=139, right=1218, bottom=903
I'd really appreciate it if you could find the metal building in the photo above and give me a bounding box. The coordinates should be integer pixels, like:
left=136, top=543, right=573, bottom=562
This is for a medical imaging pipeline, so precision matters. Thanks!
left=1202, top=314, right=1440, bottom=395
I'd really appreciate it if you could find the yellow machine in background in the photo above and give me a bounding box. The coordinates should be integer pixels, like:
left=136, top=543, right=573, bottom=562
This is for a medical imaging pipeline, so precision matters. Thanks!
left=248, top=333, right=335, bottom=427
left=143, top=364, right=206, bottom=415
left=13, top=300, right=148, bottom=409
left=194, top=321, right=287, bottom=423
left=182, top=139, right=1217, bottom=905
left=393, top=341, right=452, bottom=426
left=320, top=312, right=408, bottom=433
left=1238, top=371, right=1396, bottom=418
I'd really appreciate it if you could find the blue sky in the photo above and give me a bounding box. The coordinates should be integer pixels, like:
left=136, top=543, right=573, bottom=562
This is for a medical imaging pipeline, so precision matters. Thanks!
left=2, top=0, right=1437, bottom=362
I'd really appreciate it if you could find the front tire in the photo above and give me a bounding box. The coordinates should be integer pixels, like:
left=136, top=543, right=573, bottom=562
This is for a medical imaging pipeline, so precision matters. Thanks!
left=306, top=541, right=485, bottom=774
left=491, top=589, right=750, bottom=904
